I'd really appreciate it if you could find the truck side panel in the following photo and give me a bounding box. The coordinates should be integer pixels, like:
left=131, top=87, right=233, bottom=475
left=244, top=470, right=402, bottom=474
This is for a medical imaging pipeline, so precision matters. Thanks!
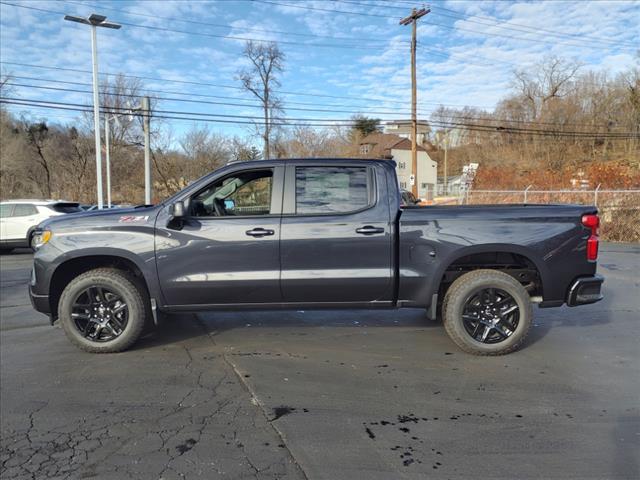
left=397, top=205, right=598, bottom=307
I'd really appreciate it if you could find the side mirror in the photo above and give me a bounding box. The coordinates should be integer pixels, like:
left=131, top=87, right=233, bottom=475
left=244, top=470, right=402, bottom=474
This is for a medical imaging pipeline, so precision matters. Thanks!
left=171, top=201, right=185, bottom=218
left=224, top=199, right=235, bottom=210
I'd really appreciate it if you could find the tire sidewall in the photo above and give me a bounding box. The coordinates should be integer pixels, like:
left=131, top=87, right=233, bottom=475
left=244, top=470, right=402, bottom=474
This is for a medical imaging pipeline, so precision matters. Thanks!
left=444, top=271, right=532, bottom=355
left=59, top=271, right=145, bottom=353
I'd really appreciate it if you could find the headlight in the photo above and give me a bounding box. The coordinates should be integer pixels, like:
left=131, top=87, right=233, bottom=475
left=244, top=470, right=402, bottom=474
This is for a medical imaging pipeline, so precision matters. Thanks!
left=32, top=229, right=52, bottom=250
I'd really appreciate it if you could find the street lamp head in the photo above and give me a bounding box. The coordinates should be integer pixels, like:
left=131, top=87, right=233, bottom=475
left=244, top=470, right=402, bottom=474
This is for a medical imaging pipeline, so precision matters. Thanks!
left=88, top=14, right=107, bottom=24
left=64, top=13, right=121, bottom=29
left=64, top=15, right=90, bottom=25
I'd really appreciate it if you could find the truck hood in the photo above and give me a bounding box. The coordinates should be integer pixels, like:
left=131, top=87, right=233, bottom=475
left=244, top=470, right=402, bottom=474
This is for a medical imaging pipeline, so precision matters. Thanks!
left=38, top=205, right=160, bottom=231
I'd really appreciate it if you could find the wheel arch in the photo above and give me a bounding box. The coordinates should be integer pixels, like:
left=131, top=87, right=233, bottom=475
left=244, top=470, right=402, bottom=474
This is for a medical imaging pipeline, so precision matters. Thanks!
left=48, top=253, right=153, bottom=317
left=433, top=244, right=549, bottom=300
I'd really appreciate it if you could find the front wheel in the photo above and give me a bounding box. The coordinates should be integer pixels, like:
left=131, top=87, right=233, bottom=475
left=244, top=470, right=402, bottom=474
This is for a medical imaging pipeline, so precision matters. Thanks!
left=58, top=268, right=147, bottom=353
left=442, top=269, right=533, bottom=355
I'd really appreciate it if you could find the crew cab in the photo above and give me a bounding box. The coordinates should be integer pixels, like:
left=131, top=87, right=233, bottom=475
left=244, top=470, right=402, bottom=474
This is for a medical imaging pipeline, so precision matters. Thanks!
left=29, top=159, right=603, bottom=355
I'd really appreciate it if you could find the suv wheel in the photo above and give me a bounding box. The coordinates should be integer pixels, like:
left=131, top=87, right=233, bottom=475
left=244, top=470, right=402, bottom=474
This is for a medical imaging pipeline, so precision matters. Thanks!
left=58, top=268, right=147, bottom=353
left=443, top=269, right=533, bottom=355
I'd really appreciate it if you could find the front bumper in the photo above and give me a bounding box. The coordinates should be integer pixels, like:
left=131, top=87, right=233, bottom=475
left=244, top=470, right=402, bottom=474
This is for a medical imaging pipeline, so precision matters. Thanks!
left=567, top=274, right=604, bottom=307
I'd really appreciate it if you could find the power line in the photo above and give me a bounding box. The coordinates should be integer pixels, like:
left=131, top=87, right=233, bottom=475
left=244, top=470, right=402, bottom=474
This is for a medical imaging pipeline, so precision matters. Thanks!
left=254, top=0, right=397, bottom=18
left=6, top=74, right=453, bottom=112
left=431, top=4, right=638, bottom=48
left=6, top=80, right=630, bottom=130
left=339, top=0, right=638, bottom=48
left=256, top=0, right=635, bottom=52
left=0, top=1, right=406, bottom=52
left=1, top=61, right=492, bottom=108
left=60, top=0, right=528, bottom=69
left=7, top=81, right=422, bottom=116
left=3, top=97, right=637, bottom=138
left=63, top=0, right=409, bottom=45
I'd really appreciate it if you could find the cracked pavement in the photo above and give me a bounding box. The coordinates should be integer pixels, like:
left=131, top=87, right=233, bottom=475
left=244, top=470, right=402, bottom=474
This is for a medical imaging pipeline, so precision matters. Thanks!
left=1, top=244, right=639, bottom=479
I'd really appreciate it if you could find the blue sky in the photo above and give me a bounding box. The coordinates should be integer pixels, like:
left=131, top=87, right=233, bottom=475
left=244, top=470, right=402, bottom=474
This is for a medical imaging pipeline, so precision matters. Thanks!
left=1, top=0, right=638, bottom=145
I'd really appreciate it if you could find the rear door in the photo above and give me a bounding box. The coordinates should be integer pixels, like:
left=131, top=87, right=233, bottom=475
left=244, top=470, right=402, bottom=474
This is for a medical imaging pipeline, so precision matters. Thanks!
left=280, top=163, right=394, bottom=304
left=8, top=204, right=38, bottom=240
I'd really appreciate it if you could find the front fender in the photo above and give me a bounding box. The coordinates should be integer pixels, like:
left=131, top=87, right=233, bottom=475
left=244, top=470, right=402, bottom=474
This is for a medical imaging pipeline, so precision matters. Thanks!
left=33, top=227, right=162, bottom=306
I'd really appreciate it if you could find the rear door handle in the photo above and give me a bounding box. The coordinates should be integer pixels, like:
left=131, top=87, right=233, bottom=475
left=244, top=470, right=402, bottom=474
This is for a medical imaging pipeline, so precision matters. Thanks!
left=246, top=227, right=275, bottom=237
left=356, top=226, right=385, bottom=235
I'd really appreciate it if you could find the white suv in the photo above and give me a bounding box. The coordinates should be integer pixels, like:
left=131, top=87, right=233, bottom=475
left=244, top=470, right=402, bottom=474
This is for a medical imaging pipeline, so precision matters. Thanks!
left=0, top=200, right=82, bottom=253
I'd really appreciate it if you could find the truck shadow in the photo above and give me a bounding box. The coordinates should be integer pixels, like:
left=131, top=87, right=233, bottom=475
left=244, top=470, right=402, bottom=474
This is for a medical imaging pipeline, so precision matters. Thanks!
left=135, top=299, right=614, bottom=353
left=527, top=293, right=614, bottom=344
left=133, top=309, right=442, bottom=351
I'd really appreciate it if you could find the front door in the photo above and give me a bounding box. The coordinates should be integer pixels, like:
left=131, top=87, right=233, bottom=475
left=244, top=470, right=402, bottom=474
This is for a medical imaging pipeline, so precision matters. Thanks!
left=280, top=164, right=394, bottom=304
left=156, top=166, right=283, bottom=306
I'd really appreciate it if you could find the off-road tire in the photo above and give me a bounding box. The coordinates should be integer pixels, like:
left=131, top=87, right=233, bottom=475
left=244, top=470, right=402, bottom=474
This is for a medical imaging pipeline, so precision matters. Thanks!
left=443, top=269, right=532, bottom=355
left=58, top=268, right=147, bottom=353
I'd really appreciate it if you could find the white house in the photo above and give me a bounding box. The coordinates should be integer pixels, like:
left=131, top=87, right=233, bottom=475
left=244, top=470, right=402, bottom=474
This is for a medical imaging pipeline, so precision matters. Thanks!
left=358, top=133, right=437, bottom=199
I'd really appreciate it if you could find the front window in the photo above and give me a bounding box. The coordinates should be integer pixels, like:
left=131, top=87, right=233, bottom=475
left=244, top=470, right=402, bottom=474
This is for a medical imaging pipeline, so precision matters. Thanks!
left=295, top=166, right=370, bottom=215
left=190, top=169, right=273, bottom=217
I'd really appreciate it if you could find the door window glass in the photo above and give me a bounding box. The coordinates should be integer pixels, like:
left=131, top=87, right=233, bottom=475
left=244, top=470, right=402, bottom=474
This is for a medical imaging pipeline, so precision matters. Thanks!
left=12, top=204, right=38, bottom=217
left=295, top=167, right=369, bottom=214
left=191, top=169, right=273, bottom=217
left=0, top=204, right=13, bottom=218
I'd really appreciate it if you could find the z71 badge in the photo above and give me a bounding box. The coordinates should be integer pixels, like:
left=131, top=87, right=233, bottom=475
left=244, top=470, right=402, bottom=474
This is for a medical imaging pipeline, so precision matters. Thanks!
left=119, top=215, right=149, bottom=223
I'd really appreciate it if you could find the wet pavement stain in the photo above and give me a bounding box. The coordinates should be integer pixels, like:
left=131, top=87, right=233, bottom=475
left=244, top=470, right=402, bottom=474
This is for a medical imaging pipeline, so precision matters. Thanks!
left=175, top=438, right=197, bottom=455
left=271, top=406, right=296, bottom=421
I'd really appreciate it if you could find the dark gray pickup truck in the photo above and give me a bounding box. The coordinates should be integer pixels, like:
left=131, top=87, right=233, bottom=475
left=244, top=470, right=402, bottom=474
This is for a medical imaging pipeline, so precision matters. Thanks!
left=29, top=158, right=603, bottom=355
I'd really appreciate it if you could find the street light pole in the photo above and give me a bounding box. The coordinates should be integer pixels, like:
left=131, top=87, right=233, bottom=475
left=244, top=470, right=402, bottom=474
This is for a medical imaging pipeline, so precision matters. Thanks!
left=104, top=112, right=111, bottom=208
left=64, top=13, right=120, bottom=209
left=142, top=96, right=151, bottom=205
left=89, top=24, right=103, bottom=209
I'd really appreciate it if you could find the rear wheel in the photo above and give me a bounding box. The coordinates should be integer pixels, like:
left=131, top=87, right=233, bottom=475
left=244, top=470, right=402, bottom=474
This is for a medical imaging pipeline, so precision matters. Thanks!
left=443, top=269, right=532, bottom=355
left=58, top=268, right=147, bottom=353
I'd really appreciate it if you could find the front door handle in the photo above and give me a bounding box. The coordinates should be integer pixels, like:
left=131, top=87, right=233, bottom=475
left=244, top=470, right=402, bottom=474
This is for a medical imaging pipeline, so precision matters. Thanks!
left=355, top=226, right=385, bottom=235
left=246, top=227, right=275, bottom=237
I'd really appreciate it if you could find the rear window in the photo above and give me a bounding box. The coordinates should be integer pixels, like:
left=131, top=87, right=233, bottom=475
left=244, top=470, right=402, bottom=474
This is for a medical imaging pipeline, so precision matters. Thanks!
left=49, top=203, right=82, bottom=213
left=13, top=204, right=38, bottom=217
left=295, top=166, right=370, bottom=215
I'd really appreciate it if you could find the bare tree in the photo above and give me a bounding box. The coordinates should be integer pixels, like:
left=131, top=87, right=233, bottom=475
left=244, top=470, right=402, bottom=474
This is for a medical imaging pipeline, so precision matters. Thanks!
left=180, top=124, right=230, bottom=178
left=512, top=56, right=582, bottom=119
left=23, top=121, right=53, bottom=197
left=237, top=40, right=285, bottom=159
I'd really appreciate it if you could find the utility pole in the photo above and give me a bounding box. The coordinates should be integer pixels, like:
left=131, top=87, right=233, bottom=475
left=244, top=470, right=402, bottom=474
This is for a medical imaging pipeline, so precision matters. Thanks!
left=63, top=13, right=121, bottom=209
left=444, top=130, right=449, bottom=195
left=142, top=96, right=151, bottom=205
left=400, top=7, right=430, bottom=197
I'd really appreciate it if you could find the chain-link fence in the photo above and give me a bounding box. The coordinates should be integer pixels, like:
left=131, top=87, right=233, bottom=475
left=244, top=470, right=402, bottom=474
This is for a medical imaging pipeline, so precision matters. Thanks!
left=460, top=189, right=640, bottom=242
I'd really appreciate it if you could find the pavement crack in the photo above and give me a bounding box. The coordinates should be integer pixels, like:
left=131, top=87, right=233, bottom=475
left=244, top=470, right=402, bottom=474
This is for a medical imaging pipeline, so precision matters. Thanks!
left=222, top=352, right=310, bottom=480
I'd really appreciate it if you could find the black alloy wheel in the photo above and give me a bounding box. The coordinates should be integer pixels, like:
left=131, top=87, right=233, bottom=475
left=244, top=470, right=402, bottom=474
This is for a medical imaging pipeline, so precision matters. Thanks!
left=71, top=286, right=129, bottom=342
left=461, top=287, right=519, bottom=344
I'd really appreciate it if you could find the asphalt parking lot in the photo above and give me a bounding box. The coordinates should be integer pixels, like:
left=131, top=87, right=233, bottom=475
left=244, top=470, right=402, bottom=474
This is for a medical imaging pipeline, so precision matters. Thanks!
left=1, top=244, right=639, bottom=479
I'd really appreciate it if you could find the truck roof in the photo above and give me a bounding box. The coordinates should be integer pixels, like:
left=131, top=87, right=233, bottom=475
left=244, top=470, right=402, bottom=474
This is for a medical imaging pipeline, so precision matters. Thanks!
left=226, top=157, right=397, bottom=167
